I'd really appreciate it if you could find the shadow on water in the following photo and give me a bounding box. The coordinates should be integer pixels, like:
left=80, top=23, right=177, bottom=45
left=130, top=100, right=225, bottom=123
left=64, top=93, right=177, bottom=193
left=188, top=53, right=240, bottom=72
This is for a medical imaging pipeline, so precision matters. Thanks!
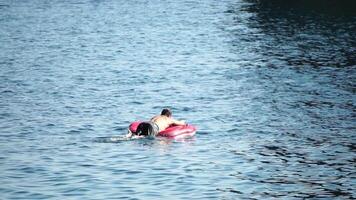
left=227, top=0, right=356, bottom=68
left=220, top=1, right=356, bottom=199
left=245, top=0, right=356, bottom=15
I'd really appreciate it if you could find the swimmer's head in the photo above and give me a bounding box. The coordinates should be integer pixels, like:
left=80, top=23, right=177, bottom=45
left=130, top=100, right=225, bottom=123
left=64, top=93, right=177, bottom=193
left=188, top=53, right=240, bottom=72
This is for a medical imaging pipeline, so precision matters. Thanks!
left=161, top=108, right=172, bottom=117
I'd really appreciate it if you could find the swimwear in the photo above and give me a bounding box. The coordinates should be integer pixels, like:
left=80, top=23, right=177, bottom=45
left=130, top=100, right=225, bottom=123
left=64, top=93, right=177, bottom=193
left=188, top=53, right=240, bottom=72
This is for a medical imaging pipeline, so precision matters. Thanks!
left=135, top=121, right=159, bottom=136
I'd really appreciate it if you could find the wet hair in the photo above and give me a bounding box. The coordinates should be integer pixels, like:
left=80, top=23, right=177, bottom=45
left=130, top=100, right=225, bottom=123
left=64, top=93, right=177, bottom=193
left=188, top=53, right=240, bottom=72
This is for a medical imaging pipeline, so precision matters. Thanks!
left=161, top=108, right=172, bottom=117
left=136, top=122, right=155, bottom=136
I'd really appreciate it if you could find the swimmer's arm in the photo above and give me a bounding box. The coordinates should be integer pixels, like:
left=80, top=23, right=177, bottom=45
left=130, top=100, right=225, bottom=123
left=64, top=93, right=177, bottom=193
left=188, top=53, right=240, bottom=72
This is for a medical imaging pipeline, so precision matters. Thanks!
left=126, top=129, right=133, bottom=138
left=171, top=119, right=186, bottom=126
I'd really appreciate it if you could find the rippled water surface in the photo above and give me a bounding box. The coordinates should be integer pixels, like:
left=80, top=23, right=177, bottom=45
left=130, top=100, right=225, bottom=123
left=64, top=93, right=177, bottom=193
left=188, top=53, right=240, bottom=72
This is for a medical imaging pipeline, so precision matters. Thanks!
left=0, top=0, right=355, bottom=199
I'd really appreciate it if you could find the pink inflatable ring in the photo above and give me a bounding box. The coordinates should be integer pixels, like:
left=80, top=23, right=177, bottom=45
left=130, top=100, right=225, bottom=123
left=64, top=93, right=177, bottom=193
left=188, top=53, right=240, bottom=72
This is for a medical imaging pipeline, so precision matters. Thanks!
left=129, top=121, right=196, bottom=139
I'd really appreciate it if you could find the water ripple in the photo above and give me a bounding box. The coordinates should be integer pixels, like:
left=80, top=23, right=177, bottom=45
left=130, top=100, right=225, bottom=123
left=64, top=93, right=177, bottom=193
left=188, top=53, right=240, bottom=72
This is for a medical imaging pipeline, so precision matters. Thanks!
left=1, top=0, right=355, bottom=199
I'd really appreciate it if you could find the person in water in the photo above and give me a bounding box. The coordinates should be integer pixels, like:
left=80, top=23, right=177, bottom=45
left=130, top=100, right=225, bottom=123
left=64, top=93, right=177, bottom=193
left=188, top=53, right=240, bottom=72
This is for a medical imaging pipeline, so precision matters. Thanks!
left=129, top=108, right=186, bottom=137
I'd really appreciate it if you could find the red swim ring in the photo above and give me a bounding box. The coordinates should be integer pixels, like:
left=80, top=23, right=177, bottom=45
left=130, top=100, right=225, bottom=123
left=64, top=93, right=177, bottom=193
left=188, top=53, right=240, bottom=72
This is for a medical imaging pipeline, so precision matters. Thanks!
left=129, top=121, right=196, bottom=139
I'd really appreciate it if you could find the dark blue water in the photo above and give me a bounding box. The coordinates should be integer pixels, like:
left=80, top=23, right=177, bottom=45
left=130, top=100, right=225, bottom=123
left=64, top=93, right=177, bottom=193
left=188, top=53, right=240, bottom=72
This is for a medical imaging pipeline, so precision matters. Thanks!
left=0, top=0, right=355, bottom=199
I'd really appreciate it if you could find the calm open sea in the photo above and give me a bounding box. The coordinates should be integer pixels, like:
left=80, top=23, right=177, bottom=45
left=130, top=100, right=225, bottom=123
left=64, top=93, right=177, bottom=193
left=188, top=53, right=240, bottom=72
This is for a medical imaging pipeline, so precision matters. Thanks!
left=0, top=0, right=355, bottom=199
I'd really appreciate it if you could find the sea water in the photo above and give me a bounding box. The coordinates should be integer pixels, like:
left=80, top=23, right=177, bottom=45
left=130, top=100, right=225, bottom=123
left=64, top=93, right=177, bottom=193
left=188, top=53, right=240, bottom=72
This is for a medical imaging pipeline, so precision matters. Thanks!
left=0, top=0, right=355, bottom=199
